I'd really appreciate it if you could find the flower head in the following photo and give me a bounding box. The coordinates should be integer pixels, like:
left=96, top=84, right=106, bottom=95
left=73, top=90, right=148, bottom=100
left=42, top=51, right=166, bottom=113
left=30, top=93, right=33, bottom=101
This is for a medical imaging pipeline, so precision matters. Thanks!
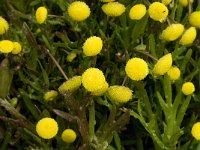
left=102, top=2, right=125, bottom=17
left=91, top=81, right=109, bottom=96
left=191, top=122, right=200, bottom=140
left=125, top=58, right=149, bottom=81
left=180, top=27, right=196, bottom=45
left=162, top=0, right=172, bottom=5
left=161, top=24, right=184, bottom=41
left=61, top=129, right=77, bottom=143
left=82, top=68, right=106, bottom=92
left=129, top=4, right=146, bottom=20
left=83, top=36, right=103, bottom=56
left=35, top=7, right=47, bottom=24
left=67, top=52, right=77, bottom=62
left=189, top=11, right=200, bottom=28
left=153, top=53, right=172, bottom=75
left=182, top=82, right=195, bottom=95
left=108, top=86, right=132, bottom=103
left=68, top=1, right=90, bottom=21
left=12, top=42, right=22, bottom=54
left=36, top=117, right=58, bottom=139
left=148, top=2, right=168, bottom=22
left=44, top=90, right=58, bottom=101
left=167, top=66, right=180, bottom=80
left=58, top=76, right=82, bottom=93
left=0, top=17, right=9, bottom=35
left=0, top=40, right=14, bottom=53
left=179, top=0, right=194, bottom=6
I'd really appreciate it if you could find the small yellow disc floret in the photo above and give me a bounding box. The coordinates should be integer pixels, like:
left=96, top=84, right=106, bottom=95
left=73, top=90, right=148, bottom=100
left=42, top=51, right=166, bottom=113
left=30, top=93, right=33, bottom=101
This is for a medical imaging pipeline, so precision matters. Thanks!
left=167, top=66, right=181, bottom=80
left=182, top=82, right=195, bottom=95
left=61, top=129, right=77, bottom=143
left=67, top=52, right=77, bottom=62
left=148, top=2, right=168, bottom=23
left=44, top=90, right=58, bottom=101
left=68, top=1, right=90, bottom=21
left=0, top=17, right=9, bottom=35
left=189, top=11, right=200, bottom=29
left=180, top=27, right=196, bottom=45
left=36, top=118, right=58, bottom=139
left=91, top=81, right=109, bottom=96
left=179, top=0, right=193, bottom=6
left=102, top=2, right=125, bottom=17
left=129, top=4, right=146, bottom=20
left=0, top=40, right=14, bottom=53
left=191, top=122, right=200, bottom=140
left=162, top=0, right=172, bottom=5
left=83, top=36, right=103, bottom=56
left=35, top=7, right=47, bottom=24
left=12, top=42, right=22, bottom=54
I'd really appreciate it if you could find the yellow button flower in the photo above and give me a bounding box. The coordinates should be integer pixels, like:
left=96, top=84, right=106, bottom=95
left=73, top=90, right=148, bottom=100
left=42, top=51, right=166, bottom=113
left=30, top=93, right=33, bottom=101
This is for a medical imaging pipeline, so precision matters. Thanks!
left=102, top=2, right=125, bottom=17
left=36, top=118, right=58, bottom=139
left=82, top=68, right=106, bottom=92
left=167, top=66, right=181, bottom=80
left=58, top=76, right=82, bottom=93
left=83, top=36, right=103, bottom=56
left=35, top=7, right=47, bottom=24
left=182, top=82, right=195, bottom=95
left=179, top=0, right=193, bottom=6
left=161, top=24, right=184, bottom=41
left=0, top=40, right=14, bottom=53
left=148, top=2, right=168, bottom=22
left=180, top=27, right=196, bottom=45
left=191, top=122, right=200, bottom=140
left=61, top=129, right=77, bottom=143
left=153, top=53, right=172, bottom=75
left=108, top=85, right=132, bottom=103
left=125, top=58, right=149, bottom=81
left=67, top=52, right=77, bottom=62
left=91, top=81, right=109, bottom=96
left=12, top=42, right=22, bottom=54
left=43, top=90, right=58, bottom=101
left=162, top=0, right=172, bottom=5
left=68, top=1, right=90, bottom=21
left=100, top=0, right=115, bottom=2
left=129, top=4, right=146, bottom=20
left=189, top=11, right=200, bottom=28
left=0, top=17, right=9, bottom=35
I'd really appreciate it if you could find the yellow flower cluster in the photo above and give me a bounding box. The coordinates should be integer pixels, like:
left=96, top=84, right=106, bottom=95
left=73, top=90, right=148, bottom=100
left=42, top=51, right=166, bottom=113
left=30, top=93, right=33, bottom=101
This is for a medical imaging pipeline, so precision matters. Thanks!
left=61, top=129, right=77, bottom=143
left=91, top=81, right=109, bottom=96
left=102, top=2, right=125, bottom=17
left=0, top=16, right=9, bottom=35
left=167, top=66, right=180, bottom=80
left=162, top=0, right=172, bottom=5
left=191, top=122, right=200, bottom=140
left=189, top=11, right=200, bottom=29
left=0, top=40, right=22, bottom=54
left=180, top=27, right=196, bottom=45
left=44, top=90, right=58, bottom=101
left=181, top=82, right=195, bottom=95
left=67, top=52, right=77, bottom=62
left=179, top=0, right=193, bottom=6
left=35, top=6, right=48, bottom=24
left=129, top=4, right=146, bottom=20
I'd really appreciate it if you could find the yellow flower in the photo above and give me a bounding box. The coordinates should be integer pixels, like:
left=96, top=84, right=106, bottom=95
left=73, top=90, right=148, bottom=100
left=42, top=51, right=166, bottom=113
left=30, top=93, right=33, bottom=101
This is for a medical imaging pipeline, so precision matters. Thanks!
left=191, top=122, right=200, bottom=140
left=161, top=24, right=184, bottom=41
left=35, top=7, right=47, bottom=24
left=182, top=82, right=195, bottom=95
left=83, top=36, right=103, bottom=56
left=148, top=2, right=168, bottom=22
left=91, top=81, right=109, bottom=96
left=12, top=42, right=22, bottom=54
left=102, top=2, right=125, bottom=17
left=36, top=117, right=58, bottom=139
left=43, top=90, right=58, bottom=101
left=153, top=53, right=172, bottom=75
left=179, top=0, right=194, bottom=6
left=180, top=27, right=196, bottom=45
left=189, top=11, right=200, bottom=28
left=108, top=86, right=132, bottom=103
left=58, top=76, right=82, bottom=93
left=0, top=40, right=14, bottom=53
left=100, top=0, right=115, bottom=2
left=129, top=4, right=146, bottom=20
left=68, top=1, right=90, bottom=21
left=125, top=58, right=149, bottom=81
left=82, top=68, right=106, bottom=92
left=0, top=17, right=9, bottom=35
left=61, top=129, right=77, bottom=143
left=67, top=52, right=77, bottom=62
left=162, top=0, right=172, bottom=5
left=167, top=66, right=180, bottom=80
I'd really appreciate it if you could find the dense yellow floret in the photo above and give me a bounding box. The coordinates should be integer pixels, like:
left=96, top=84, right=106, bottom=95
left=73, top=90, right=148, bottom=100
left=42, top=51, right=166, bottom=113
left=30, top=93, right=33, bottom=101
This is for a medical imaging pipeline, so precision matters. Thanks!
left=102, top=2, right=125, bottom=17
left=0, top=40, right=14, bottom=53
left=129, top=4, right=146, bottom=20
left=61, top=129, right=77, bottom=143
left=179, top=0, right=193, bottom=6
left=35, top=7, right=47, bottom=24
left=189, top=11, right=200, bottom=29
left=182, top=82, right=195, bottom=95
left=167, top=66, right=181, bottom=80
left=44, top=90, right=58, bottom=101
left=191, top=122, right=200, bottom=140
left=162, top=0, right=172, bottom=5
left=12, top=42, right=22, bottom=54
left=180, top=27, right=196, bottom=45
left=67, top=52, right=77, bottom=62
left=91, top=81, right=109, bottom=96
left=0, top=16, right=9, bottom=35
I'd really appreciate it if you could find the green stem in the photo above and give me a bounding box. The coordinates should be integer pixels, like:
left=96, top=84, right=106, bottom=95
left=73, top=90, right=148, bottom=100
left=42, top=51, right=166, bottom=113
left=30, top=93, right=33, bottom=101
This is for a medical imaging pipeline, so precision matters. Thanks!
left=0, top=128, right=12, bottom=150
left=89, top=100, right=95, bottom=142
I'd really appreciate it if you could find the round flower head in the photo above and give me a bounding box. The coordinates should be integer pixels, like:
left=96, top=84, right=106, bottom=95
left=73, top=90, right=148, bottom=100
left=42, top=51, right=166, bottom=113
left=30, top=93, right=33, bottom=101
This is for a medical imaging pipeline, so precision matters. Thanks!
left=61, top=129, right=77, bottom=143
left=12, top=42, right=22, bottom=54
left=102, top=2, right=125, bottom=17
left=83, top=36, right=103, bottom=56
left=153, top=53, right=172, bottom=75
left=68, top=1, right=90, bottom=21
left=35, top=7, right=47, bottom=24
left=0, top=40, right=14, bottom=53
left=129, top=4, right=146, bottom=20
left=82, top=68, right=106, bottom=92
left=91, top=81, right=109, bottom=96
left=108, top=86, right=132, bottom=103
left=0, top=17, right=9, bottom=35
left=100, top=0, right=115, bottom=2
left=44, top=90, right=58, bottom=101
left=161, top=24, right=184, bottom=41
left=191, top=122, right=200, bottom=140
left=148, top=2, right=168, bottom=22
left=67, top=52, right=77, bottom=62
left=167, top=66, right=180, bottom=80
left=179, top=0, right=193, bottom=6
left=180, top=27, right=196, bottom=46
left=36, top=117, right=58, bottom=139
left=189, top=11, right=200, bottom=28
left=182, top=82, right=195, bottom=95
left=58, top=76, right=82, bottom=93
left=162, top=0, right=172, bottom=5
left=125, top=58, right=149, bottom=81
